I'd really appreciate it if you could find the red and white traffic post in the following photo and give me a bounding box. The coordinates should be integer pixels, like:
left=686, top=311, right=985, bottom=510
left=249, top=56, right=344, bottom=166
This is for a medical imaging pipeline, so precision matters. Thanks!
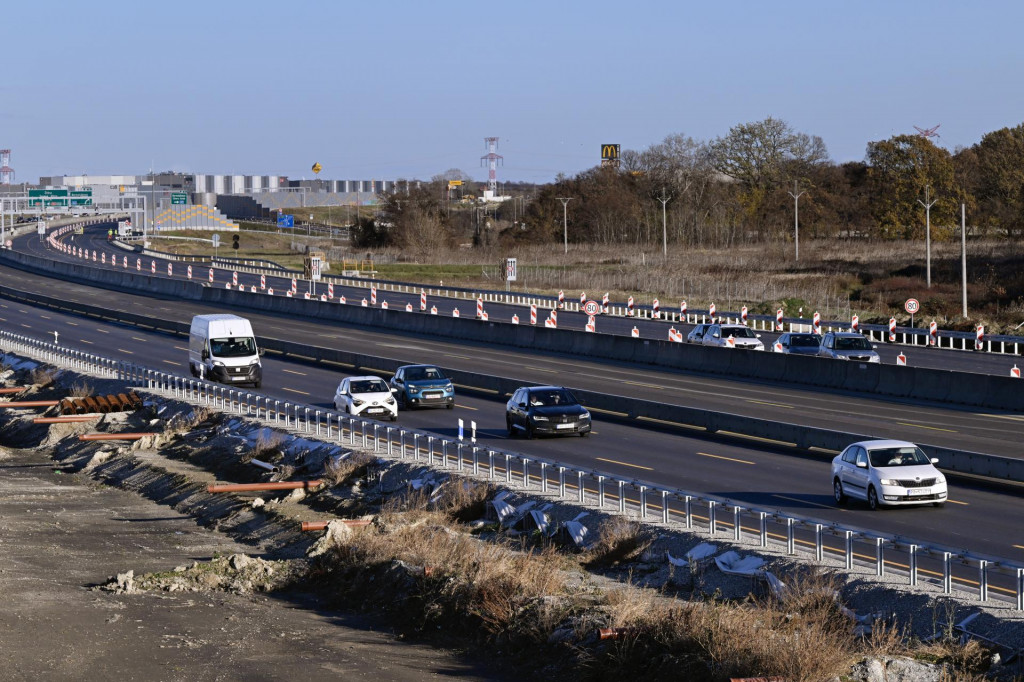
left=150, top=260, right=156, bottom=274
left=631, top=326, right=640, bottom=338
left=208, top=267, right=214, bottom=282
left=812, top=311, right=821, bottom=335
left=681, top=300, right=688, bottom=322
left=187, top=265, right=192, bottom=280
left=260, top=274, right=266, bottom=290
left=888, top=318, right=896, bottom=342
left=476, top=297, right=484, bottom=318
left=777, top=309, right=784, bottom=331
left=370, top=286, right=377, bottom=305
left=897, top=353, right=907, bottom=366
left=530, top=304, right=537, bottom=325
left=652, top=298, right=660, bottom=319
left=627, top=296, right=635, bottom=316
left=741, top=306, right=748, bottom=324
left=580, top=291, right=586, bottom=307
left=232, top=271, right=238, bottom=287
left=976, top=325, right=984, bottom=351
left=167, top=263, right=172, bottom=276
left=585, top=316, right=596, bottom=332
left=929, top=321, right=937, bottom=346
left=420, top=289, right=427, bottom=311
left=557, top=290, right=565, bottom=309
left=602, top=292, right=609, bottom=313
left=709, top=302, right=716, bottom=320
left=327, top=282, right=334, bottom=299
left=851, top=314, right=859, bottom=332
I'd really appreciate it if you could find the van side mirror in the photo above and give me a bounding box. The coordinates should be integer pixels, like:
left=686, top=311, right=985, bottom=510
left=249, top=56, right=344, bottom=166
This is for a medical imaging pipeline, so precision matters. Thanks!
left=930, top=457, right=939, bottom=464
left=201, top=349, right=209, bottom=360
left=258, top=348, right=265, bottom=357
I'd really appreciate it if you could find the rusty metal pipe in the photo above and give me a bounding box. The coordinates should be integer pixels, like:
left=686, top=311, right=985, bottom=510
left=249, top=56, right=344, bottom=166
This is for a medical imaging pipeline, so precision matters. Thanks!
left=250, top=458, right=280, bottom=473
left=1, top=400, right=61, bottom=408
left=0, top=387, right=28, bottom=394
left=598, top=627, right=631, bottom=640
left=207, top=480, right=324, bottom=493
left=78, top=432, right=158, bottom=441
left=300, top=519, right=372, bottom=532
left=34, top=415, right=100, bottom=424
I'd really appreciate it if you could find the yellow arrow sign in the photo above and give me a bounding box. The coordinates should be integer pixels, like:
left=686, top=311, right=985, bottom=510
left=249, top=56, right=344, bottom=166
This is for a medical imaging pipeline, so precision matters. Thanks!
left=311, top=162, right=322, bottom=175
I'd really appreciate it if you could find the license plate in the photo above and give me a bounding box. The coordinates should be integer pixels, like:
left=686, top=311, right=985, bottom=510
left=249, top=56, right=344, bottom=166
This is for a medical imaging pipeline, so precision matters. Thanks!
left=907, top=488, right=928, bottom=496
left=230, top=376, right=247, bottom=381
left=556, top=423, right=574, bottom=430
left=367, top=408, right=384, bottom=414
left=424, top=392, right=442, bottom=399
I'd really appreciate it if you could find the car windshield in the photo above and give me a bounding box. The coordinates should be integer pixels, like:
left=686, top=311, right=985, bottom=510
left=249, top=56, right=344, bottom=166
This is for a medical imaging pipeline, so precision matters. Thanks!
left=835, top=336, right=872, bottom=351
left=209, top=337, right=257, bottom=358
left=868, top=446, right=931, bottom=468
left=789, top=335, right=820, bottom=347
left=721, top=327, right=756, bottom=338
left=406, top=367, right=446, bottom=382
left=528, top=389, right=577, bottom=407
left=351, top=379, right=389, bottom=394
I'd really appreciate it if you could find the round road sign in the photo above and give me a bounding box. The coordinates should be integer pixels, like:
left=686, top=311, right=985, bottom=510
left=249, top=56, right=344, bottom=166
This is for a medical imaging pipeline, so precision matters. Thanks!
left=905, top=298, right=920, bottom=314
left=583, top=300, right=601, bottom=316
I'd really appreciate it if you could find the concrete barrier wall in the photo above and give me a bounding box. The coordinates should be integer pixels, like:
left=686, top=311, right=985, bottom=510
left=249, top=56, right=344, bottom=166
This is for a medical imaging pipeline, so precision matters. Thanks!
left=3, top=273, right=1023, bottom=484
left=4, top=247, right=1024, bottom=416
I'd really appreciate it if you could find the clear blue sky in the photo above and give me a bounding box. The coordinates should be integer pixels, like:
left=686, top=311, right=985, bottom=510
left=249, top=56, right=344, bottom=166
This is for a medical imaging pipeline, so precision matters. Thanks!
left=4, top=0, right=1022, bottom=185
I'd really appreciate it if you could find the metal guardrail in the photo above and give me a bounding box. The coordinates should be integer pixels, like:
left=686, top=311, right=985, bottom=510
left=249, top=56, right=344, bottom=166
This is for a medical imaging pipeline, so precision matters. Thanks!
left=2, top=328, right=1022, bottom=611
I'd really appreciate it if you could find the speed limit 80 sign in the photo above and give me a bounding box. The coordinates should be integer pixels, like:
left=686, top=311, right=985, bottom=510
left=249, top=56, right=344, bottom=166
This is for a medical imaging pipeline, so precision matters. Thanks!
left=583, top=300, right=602, bottom=316
left=904, top=298, right=920, bottom=314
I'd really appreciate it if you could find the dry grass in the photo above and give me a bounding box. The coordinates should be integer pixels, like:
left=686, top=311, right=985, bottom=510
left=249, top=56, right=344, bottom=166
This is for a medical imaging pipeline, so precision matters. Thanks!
left=30, top=367, right=57, bottom=388
left=243, top=428, right=285, bottom=463
left=322, top=451, right=375, bottom=486
left=582, top=516, right=654, bottom=568
left=68, top=380, right=93, bottom=398
left=397, top=477, right=493, bottom=523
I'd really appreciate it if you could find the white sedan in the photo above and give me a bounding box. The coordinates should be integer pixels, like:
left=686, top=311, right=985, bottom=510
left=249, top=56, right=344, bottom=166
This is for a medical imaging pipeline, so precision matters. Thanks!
left=832, top=439, right=947, bottom=509
left=700, top=323, right=764, bottom=350
left=334, top=375, right=398, bottom=421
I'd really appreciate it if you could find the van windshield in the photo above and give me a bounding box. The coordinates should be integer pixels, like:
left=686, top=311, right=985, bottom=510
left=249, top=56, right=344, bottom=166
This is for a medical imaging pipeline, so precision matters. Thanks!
left=210, top=337, right=257, bottom=358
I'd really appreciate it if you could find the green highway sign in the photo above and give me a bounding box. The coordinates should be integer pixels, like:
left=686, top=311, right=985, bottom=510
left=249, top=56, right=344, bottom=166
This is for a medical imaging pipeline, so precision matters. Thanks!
left=29, top=189, right=69, bottom=197
left=171, top=192, right=187, bottom=205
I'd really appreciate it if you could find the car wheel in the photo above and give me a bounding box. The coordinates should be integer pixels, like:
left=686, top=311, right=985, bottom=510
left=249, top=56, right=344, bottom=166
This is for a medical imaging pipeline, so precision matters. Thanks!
left=253, top=381, right=261, bottom=389
left=401, top=393, right=410, bottom=410
left=524, top=422, right=534, bottom=440
left=391, top=414, right=398, bottom=422
left=833, top=478, right=846, bottom=505
left=579, top=431, right=589, bottom=438
left=867, top=485, right=880, bottom=511
left=506, top=418, right=515, bottom=437
left=446, top=403, right=454, bottom=409
left=933, top=501, right=945, bottom=508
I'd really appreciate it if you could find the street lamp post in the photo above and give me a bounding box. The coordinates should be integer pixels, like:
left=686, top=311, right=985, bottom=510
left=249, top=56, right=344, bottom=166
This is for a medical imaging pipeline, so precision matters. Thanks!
left=788, top=181, right=806, bottom=261
left=657, top=188, right=672, bottom=257
left=917, top=185, right=936, bottom=288
left=556, top=197, right=572, bottom=254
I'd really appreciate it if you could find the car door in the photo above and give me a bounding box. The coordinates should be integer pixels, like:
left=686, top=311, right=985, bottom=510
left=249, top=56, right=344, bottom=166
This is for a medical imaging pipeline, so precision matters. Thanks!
left=844, top=446, right=870, bottom=498
left=819, top=333, right=834, bottom=358
left=391, top=368, right=405, bottom=401
left=335, top=379, right=348, bottom=410
left=508, top=389, right=524, bottom=429
left=703, top=325, right=721, bottom=346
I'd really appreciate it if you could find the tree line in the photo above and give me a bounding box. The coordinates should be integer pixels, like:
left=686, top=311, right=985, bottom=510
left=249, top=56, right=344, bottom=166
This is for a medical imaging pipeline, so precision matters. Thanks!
left=361, top=120, right=1024, bottom=250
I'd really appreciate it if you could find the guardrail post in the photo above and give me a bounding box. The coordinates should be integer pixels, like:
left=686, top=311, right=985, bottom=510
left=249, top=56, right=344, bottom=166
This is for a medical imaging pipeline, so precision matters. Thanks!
left=505, top=454, right=512, bottom=483
left=400, top=430, right=406, bottom=458
left=274, top=400, right=280, bottom=424
left=786, top=518, right=795, bottom=555
left=577, top=471, right=584, bottom=503
left=373, top=424, right=380, bottom=452
left=734, top=507, right=742, bottom=542
left=909, top=545, right=918, bottom=586
left=979, top=560, right=989, bottom=602
left=597, top=475, right=605, bottom=507
left=413, top=434, right=420, bottom=461
left=387, top=427, right=394, bottom=456
left=325, top=413, right=331, bottom=439
left=1017, top=568, right=1023, bottom=611
left=426, top=436, right=435, bottom=465
left=558, top=467, right=565, bottom=497
left=488, top=450, right=495, bottom=479
left=662, top=491, right=669, bottom=524
left=684, top=495, right=692, bottom=529
left=304, top=408, right=311, bottom=432
left=473, top=447, right=480, bottom=476
left=539, top=462, right=547, bottom=492
left=522, top=458, right=529, bottom=487
left=617, top=480, right=625, bottom=513
left=759, top=512, right=768, bottom=547
left=815, top=524, right=823, bottom=561
left=361, top=420, right=367, bottom=447
left=315, top=410, right=321, bottom=436
left=228, top=390, right=235, bottom=411
left=246, top=393, right=253, bottom=415
left=875, top=538, right=885, bottom=576
left=639, top=485, right=647, bottom=519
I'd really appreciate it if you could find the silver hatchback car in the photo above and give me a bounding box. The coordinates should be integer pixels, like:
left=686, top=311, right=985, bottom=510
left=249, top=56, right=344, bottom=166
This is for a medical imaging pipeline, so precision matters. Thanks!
left=818, top=331, right=880, bottom=363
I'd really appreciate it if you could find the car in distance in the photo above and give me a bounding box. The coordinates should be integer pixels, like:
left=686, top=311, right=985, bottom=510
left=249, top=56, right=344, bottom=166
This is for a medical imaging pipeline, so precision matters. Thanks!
left=390, top=364, right=455, bottom=409
left=686, top=323, right=710, bottom=344
left=334, top=375, right=398, bottom=421
left=773, top=332, right=821, bottom=355
left=506, top=386, right=591, bottom=439
left=831, top=439, right=947, bottom=510
left=818, top=331, right=880, bottom=363
left=701, top=323, right=764, bottom=350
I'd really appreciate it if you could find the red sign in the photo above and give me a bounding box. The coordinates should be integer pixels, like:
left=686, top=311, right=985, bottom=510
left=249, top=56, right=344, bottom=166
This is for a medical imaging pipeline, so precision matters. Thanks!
left=904, top=298, right=920, bottom=314
left=583, top=300, right=601, bottom=316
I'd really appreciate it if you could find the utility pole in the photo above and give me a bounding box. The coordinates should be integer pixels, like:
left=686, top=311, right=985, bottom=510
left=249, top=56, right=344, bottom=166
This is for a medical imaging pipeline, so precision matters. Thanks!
left=788, top=181, right=806, bottom=261
left=658, top=188, right=672, bottom=257
left=961, top=203, right=968, bottom=319
left=556, top=197, right=572, bottom=254
left=918, top=185, right=936, bottom=288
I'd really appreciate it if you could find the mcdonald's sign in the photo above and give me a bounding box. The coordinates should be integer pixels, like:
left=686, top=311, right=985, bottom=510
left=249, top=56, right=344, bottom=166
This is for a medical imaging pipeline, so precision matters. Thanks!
left=601, top=144, right=620, bottom=162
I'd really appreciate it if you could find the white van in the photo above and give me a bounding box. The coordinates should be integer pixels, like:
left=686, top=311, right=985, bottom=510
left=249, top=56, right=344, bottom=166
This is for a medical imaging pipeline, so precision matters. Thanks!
left=189, top=314, right=263, bottom=388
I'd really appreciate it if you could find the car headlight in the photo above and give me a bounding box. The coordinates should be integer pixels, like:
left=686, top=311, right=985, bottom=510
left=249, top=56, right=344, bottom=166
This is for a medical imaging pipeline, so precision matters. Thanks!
left=352, top=399, right=365, bottom=407
left=249, top=358, right=260, bottom=365
left=407, top=387, right=419, bottom=394
left=935, top=475, right=946, bottom=485
left=837, top=355, right=850, bottom=360
left=213, top=361, right=225, bottom=367
left=532, top=415, right=549, bottom=421
left=879, top=478, right=899, bottom=486
left=580, top=411, right=590, bottom=420
left=445, top=382, right=453, bottom=391
left=385, top=397, right=395, bottom=405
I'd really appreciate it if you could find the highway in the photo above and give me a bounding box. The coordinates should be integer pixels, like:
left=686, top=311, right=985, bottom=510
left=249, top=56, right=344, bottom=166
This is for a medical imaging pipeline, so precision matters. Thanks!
left=1, top=289, right=1023, bottom=569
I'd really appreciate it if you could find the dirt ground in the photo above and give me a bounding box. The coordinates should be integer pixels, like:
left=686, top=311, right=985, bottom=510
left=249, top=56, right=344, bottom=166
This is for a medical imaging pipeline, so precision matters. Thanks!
left=0, top=444, right=506, bottom=682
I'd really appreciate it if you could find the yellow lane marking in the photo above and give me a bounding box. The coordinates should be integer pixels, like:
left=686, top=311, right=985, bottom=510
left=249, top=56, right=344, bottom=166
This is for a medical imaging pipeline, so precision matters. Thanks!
left=976, top=413, right=1024, bottom=422
left=0, top=317, right=5, bottom=322
left=896, top=422, right=957, bottom=433
left=747, top=399, right=793, bottom=409
left=20, top=324, right=31, bottom=328
left=809, top=446, right=840, bottom=454
left=174, top=345, right=188, bottom=351
left=636, top=415, right=703, bottom=429
left=444, top=353, right=472, bottom=360
left=131, top=337, right=146, bottom=342
left=624, top=380, right=664, bottom=390
left=66, top=321, right=78, bottom=326
left=80, top=339, right=93, bottom=344
left=696, top=451, right=756, bottom=465
left=117, top=348, right=134, bottom=354
left=772, top=494, right=838, bottom=510
left=40, top=315, right=51, bottom=319
left=282, top=369, right=307, bottom=376
left=456, top=404, right=478, bottom=411
left=282, top=387, right=310, bottom=396
left=524, top=366, right=556, bottom=373
left=946, top=499, right=968, bottom=506
left=163, top=360, right=179, bottom=366
left=595, top=457, right=653, bottom=471
left=717, top=430, right=795, bottom=447
left=1015, top=545, right=1024, bottom=550
left=96, top=328, right=109, bottom=334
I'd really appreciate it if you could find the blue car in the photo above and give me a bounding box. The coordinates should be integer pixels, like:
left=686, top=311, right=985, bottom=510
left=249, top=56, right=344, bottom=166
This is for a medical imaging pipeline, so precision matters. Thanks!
left=390, top=364, right=455, bottom=409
